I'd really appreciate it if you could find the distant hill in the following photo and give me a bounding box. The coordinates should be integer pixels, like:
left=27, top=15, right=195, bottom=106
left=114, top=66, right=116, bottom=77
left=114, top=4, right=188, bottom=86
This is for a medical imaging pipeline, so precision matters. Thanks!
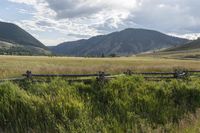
left=164, top=38, right=200, bottom=52
left=0, top=21, right=50, bottom=55
left=138, top=39, right=200, bottom=59
left=50, top=28, right=189, bottom=56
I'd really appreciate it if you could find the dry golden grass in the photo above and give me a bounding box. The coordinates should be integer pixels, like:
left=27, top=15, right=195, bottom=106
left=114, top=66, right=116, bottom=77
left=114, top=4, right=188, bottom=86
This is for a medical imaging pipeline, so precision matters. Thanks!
left=174, top=109, right=200, bottom=133
left=1, top=55, right=200, bottom=79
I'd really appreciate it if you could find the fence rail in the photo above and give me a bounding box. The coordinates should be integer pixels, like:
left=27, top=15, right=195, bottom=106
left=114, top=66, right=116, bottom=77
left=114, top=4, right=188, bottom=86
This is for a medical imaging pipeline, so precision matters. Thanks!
left=22, top=71, right=110, bottom=78
left=1, top=69, right=200, bottom=83
left=0, top=77, right=26, bottom=82
left=133, top=72, right=175, bottom=75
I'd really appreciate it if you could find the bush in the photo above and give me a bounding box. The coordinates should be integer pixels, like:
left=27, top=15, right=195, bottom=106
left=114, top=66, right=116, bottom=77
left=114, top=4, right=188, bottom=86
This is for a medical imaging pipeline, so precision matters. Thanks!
left=1, top=77, right=200, bottom=132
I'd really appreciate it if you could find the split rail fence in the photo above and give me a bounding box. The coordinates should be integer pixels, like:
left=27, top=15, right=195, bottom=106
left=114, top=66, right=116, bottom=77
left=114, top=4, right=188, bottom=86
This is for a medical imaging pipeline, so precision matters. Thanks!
left=1, top=69, right=200, bottom=83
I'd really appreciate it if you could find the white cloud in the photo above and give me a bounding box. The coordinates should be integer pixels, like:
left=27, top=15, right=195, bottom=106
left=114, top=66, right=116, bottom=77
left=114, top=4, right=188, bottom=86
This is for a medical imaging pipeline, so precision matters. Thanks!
left=130, top=0, right=200, bottom=33
left=8, top=0, right=37, bottom=5
left=6, top=0, right=200, bottom=45
left=39, top=37, right=69, bottom=46
left=0, top=18, right=5, bottom=21
left=45, top=0, right=138, bottom=18
left=169, top=33, right=200, bottom=40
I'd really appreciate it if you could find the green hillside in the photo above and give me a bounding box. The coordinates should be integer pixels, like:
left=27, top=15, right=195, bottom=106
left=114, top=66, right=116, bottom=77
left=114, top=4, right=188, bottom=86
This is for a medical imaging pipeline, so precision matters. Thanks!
left=165, top=38, right=200, bottom=52
left=139, top=39, right=200, bottom=59
left=0, top=21, right=50, bottom=55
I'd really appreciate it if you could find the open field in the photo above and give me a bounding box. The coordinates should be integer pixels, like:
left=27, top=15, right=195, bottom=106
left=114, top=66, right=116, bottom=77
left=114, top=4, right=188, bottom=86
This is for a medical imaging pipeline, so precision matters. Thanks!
left=1, top=55, right=200, bottom=132
left=1, top=55, right=200, bottom=79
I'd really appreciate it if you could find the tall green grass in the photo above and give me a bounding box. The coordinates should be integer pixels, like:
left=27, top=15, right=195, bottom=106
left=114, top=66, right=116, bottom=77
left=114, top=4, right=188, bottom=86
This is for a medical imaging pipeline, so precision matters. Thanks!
left=1, top=77, right=200, bottom=132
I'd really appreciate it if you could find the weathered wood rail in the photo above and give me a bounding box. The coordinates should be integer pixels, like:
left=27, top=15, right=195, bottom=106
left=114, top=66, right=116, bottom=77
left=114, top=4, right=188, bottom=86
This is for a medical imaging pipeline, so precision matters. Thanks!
left=0, top=77, right=26, bottom=82
left=124, top=69, right=191, bottom=79
left=1, top=69, right=200, bottom=83
left=22, top=71, right=110, bottom=78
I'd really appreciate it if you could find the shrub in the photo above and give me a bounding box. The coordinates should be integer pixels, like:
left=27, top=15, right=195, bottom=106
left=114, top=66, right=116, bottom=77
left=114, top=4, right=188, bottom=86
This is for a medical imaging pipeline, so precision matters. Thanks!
left=1, top=77, right=200, bottom=132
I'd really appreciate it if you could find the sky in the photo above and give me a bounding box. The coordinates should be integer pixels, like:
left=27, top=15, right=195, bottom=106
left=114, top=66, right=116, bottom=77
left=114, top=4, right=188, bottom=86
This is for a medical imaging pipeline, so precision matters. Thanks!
left=0, top=0, right=200, bottom=46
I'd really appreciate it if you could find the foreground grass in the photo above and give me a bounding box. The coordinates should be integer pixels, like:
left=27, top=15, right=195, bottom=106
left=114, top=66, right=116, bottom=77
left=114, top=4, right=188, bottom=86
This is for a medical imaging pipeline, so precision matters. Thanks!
left=1, top=55, right=200, bottom=79
left=174, top=109, right=200, bottom=133
left=1, top=77, right=200, bottom=132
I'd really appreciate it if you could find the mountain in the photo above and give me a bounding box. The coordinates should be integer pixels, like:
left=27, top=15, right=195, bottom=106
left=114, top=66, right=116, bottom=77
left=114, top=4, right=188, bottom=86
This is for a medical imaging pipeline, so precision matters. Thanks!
left=0, top=21, right=50, bottom=55
left=51, top=28, right=189, bottom=56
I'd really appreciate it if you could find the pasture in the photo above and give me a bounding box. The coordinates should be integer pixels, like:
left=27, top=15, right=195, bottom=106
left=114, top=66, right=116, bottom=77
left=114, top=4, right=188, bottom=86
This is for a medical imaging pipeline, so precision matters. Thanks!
left=1, top=55, right=200, bottom=132
left=1, top=55, right=200, bottom=79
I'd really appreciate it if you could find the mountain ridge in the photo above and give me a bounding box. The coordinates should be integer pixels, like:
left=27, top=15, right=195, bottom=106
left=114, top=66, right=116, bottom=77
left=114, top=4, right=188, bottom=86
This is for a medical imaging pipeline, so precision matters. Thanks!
left=50, top=28, right=189, bottom=56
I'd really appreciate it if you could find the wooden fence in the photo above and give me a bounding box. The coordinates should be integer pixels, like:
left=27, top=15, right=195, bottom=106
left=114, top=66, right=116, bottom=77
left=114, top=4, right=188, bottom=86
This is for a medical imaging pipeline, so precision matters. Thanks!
left=0, top=69, right=200, bottom=83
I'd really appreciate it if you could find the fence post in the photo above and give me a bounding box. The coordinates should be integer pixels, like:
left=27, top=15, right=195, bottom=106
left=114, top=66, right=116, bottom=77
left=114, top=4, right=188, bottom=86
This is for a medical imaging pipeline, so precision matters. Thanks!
left=26, top=70, right=32, bottom=79
left=124, top=69, right=132, bottom=76
left=173, top=69, right=189, bottom=79
left=97, top=71, right=105, bottom=82
left=183, top=69, right=190, bottom=78
left=173, top=69, right=178, bottom=79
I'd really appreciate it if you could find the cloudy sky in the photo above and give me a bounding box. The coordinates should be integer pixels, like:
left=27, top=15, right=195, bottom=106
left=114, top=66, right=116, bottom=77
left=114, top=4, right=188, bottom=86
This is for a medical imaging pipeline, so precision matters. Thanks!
left=0, top=0, right=200, bottom=46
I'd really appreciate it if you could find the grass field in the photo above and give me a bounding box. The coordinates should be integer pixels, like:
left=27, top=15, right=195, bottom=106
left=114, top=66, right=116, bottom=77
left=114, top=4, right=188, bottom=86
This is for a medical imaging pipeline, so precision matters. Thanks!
left=1, top=55, right=200, bottom=79
left=2, top=55, right=200, bottom=132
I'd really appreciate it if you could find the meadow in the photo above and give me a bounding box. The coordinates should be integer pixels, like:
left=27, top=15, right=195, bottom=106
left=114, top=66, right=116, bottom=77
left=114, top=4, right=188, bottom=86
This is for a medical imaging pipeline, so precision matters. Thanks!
left=1, top=55, right=200, bottom=79
left=1, top=55, right=200, bottom=132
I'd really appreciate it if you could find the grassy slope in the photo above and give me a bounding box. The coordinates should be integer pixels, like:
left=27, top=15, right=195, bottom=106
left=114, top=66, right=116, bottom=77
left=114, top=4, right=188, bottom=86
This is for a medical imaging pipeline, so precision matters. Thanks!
left=0, top=21, right=47, bottom=49
left=138, top=49, right=200, bottom=59
left=1, top=55, right=200, bottom=79
left=138, top=39, right=200, bottom=60
left=166, top=39, right=200, bottom=52
left=0, top=40, right=51, bottom=55
left=0, top=41, right=15, bottom=48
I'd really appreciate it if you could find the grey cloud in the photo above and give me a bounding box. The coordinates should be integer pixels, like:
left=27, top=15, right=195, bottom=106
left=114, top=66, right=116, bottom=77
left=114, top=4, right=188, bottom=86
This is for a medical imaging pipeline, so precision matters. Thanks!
left=90, top=17, right=139, bottom=34
left=126, top=0, right=200, bottom=34
left=67, top=33, right=91, bottom=38
left=45, top=0, right=104, bottom=18
left=44, top=0, right=200, bottom=35
left=36, top=20, right=53, bottom=27
left=8, top=0, right=200, bottom=44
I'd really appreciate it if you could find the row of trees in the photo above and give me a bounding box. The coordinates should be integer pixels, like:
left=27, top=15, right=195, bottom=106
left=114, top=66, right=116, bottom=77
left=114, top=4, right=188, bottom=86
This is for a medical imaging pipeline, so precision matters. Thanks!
left=0, top=47, right=33, bottom=55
